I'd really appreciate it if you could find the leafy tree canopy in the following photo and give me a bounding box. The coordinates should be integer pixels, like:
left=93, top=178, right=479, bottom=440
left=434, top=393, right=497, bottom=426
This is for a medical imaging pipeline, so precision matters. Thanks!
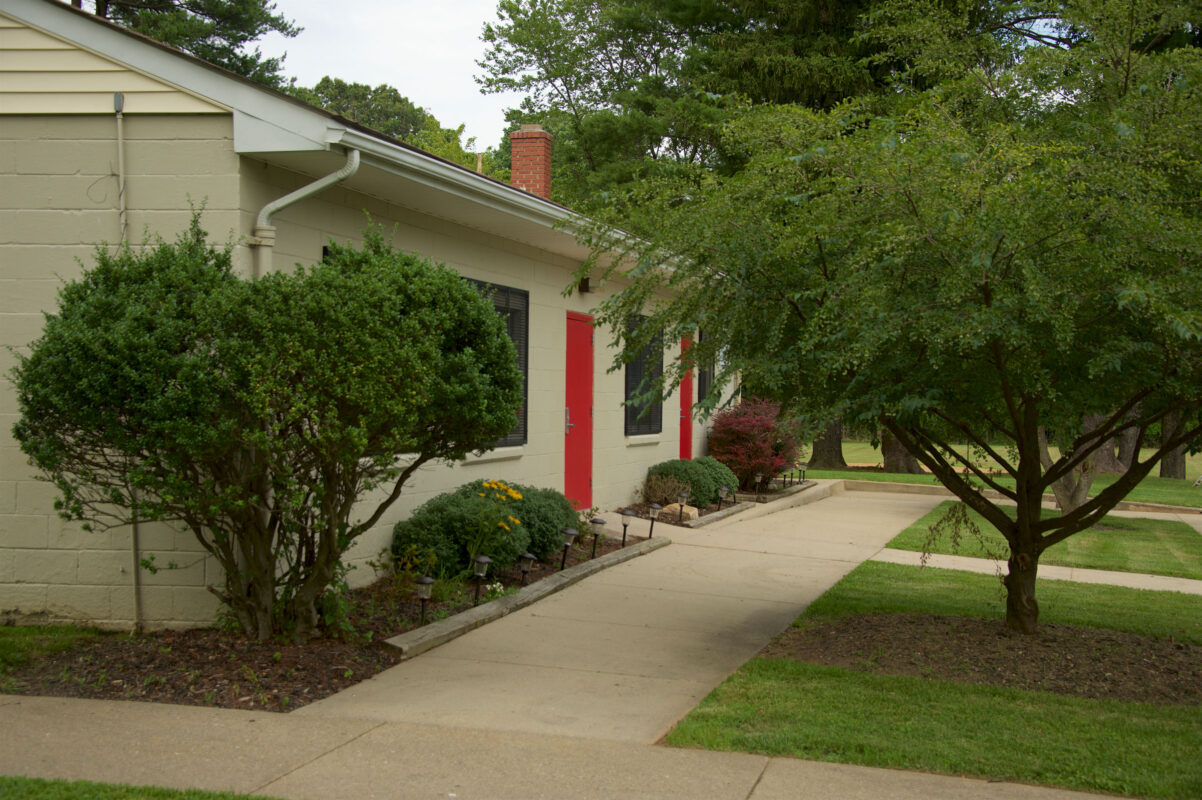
left=288, top=76, right=504, bottom=177
left=477, top=0, right=894, bottom=208
left=76, top=0, right=300, bottom=86
left=580, top=0, right=1202, bottom=633
left=13, top=219, right=523, bottom=641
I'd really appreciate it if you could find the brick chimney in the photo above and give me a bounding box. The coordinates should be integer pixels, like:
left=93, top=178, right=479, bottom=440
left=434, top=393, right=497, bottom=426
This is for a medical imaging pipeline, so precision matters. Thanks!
left=509, top=123, right=553, bottom=200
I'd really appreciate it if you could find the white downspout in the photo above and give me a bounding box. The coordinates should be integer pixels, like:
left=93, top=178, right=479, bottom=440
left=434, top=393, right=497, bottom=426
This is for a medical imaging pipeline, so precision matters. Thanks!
left=115, top=91, right=141, bottom=635
left=249, top=148, right=360, bottom=278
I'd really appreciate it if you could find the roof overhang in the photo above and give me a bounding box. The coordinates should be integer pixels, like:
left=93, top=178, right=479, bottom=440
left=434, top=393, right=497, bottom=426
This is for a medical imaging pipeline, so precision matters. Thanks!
left=6, top=0, right=591, bottom=262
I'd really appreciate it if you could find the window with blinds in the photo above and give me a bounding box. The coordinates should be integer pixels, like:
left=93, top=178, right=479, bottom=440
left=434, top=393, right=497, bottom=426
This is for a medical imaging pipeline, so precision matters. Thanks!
left=467, top=279, right=529, bottom=447
left=624, top=315, right=663, bottom=436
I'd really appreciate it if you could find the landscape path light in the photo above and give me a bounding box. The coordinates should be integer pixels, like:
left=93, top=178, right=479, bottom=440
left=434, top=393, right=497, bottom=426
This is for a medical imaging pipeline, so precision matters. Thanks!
left=560, top=527, right=579, bottom=570
left=676, top=490, right=690, bottom=522
left=755, top=472, right=764, bottom=502
left=648, top=503, right=662, bottom=538
left=717, top=486, right=730, bottom=510
left=590, top=517, right=605, bottom=558
left=620, top=508, right=633, bottom=546
left=472, top=555, right=492, bottom=606
left=415, top=575, right=435, bottom=625
left=519, top=552, right=536, bottom=586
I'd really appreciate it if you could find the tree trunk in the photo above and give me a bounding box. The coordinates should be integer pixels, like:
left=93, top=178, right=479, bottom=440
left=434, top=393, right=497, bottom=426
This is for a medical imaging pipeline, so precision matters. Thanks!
left=1086, top=414, right=1126, bottom=474
left=809, top=419, right=846, bottom=468
left=1116, top=426, right=1140, bottom=470
left=1038, top=427, right=1094, bottom=514
left=1003, top=548, right=1040, bottom=634
left=1160, top=409, right=1187, bottom=479
left=881, top=428, right=923, bottom=473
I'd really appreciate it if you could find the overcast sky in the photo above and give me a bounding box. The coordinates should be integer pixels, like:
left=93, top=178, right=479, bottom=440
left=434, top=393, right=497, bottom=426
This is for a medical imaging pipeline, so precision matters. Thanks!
left=256, top=0, right=525, bottom=151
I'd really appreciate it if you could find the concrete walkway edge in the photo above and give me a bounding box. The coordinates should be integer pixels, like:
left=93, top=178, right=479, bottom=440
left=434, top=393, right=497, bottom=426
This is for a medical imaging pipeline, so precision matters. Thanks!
left=386, top=535, right=671, bottom=659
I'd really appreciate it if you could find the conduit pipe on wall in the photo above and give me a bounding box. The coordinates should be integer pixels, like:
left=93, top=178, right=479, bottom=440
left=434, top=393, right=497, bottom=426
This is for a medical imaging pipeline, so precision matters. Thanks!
left=249, top=148, right=361, bottom=278
left=115, top=92, right=142, bottom=634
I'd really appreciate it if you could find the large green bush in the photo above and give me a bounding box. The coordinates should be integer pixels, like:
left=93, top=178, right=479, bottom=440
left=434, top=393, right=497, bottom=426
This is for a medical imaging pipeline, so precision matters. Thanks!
left=392, top=479, right=576, bottom=575
left=12, top=220, right=523, bottom=641
left=645, top=458, right=721, bottom=507
left=694, top=456, right=739, bottom=495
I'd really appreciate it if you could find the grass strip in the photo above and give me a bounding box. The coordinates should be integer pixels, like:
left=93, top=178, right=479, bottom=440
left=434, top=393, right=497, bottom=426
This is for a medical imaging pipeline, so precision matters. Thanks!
left=0, top=626, right=106, bottom=692
left=805, top=468, right=1202, bottom=509
left=887, top=501, right=1202, bottom=579
left=666, top=660, right=1202, bottom=800
left=804, top=561, right=1202, bottom=644
left=0, top=775, right=285, bottom=800
left=667, top=562, right=1202, bottom=798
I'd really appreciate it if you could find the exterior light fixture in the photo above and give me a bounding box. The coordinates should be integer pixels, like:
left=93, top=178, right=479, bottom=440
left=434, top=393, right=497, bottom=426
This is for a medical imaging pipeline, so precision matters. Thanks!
left=676, top=490, right=690, bottom=522
left=416, top=575, right=435, bottom=625
left=560, top=527, right=579, bottom=569
left=519, top=552, right=536, bottom=585
left=648, top=504, right=662, bottom=538
left=717, top=486, right=729, bottom=510
left=755, top=472, right=764, bottom=502
left=590, top=517, right=605, bottom=558
left=620, top=508, right=633, bottom=546
left=472, top=555, right=492, bottom=606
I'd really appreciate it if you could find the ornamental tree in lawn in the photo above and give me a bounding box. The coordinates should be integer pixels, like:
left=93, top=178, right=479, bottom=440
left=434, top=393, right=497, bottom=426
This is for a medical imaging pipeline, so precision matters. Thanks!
left=579, top=0, right=1202, bottom=634
left=12, top=221, right=523, bottom=641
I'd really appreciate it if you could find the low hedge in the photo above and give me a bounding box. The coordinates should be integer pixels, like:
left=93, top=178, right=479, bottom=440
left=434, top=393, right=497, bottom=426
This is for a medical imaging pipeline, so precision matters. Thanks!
left=391, top=479, right=577, bottom=576
left=646, top=458, right=722, bottom=507
left=694, top=456, right=739, bottom=496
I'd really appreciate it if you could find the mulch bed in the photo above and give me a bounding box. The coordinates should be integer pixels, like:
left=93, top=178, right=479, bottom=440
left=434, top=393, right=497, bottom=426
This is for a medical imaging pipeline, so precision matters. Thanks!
left=764, top=613, right=1202, bottom=706
left=6, top=534, right=640, bottom=713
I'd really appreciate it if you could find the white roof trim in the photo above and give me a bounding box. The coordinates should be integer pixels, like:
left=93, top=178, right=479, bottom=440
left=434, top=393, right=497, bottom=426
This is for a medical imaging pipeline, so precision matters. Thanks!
left=4, top=0, right=586, bottom=252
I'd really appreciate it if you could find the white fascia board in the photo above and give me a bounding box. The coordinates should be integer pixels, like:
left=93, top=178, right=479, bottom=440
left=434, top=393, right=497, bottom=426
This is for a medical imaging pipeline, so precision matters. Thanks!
left=330, top=127, right=584, bottom=236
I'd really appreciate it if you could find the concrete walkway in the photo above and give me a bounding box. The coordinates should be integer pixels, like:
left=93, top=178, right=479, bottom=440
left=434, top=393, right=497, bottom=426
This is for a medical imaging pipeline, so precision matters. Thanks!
left=294, top=489, right=945, bottom=743
left=0, top=485, right=1144, bottom=799
left=873, top=547, right=1202, bottom=595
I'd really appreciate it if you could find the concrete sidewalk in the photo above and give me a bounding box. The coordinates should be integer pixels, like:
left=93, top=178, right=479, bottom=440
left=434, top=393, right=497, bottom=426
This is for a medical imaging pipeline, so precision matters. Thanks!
left=0, top=486, right=1133, bottom=799
left=872, top=548, right=1202, bottom=594
left=0, top=694, right=1096, bottom=800
left=292, top=490, right=944, bottom=742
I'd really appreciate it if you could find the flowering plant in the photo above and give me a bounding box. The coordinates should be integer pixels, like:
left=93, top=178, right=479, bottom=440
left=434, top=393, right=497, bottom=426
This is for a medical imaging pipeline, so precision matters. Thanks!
left=466, top=479, right=522, bottom=568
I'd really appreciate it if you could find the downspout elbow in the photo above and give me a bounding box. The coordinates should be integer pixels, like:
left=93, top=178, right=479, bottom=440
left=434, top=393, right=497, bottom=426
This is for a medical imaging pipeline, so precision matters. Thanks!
left=250, top=148, right=361, bottom=278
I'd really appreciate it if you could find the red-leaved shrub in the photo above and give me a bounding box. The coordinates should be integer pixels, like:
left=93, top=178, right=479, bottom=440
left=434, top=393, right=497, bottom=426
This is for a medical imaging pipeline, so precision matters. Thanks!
left=707, top=398, right=801, bottom=490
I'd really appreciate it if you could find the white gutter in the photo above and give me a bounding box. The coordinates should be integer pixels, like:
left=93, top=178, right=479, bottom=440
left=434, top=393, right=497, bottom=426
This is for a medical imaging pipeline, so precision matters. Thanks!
left=329, top=128, right=578, bottom=233
left=249, top=148, right=361, bottom=278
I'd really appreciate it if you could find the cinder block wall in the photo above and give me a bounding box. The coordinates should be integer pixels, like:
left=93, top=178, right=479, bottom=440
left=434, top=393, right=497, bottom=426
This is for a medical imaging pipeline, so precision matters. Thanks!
left=1, top=113, right=699, bottom=631
left=1, top=114, right=241, bottom=629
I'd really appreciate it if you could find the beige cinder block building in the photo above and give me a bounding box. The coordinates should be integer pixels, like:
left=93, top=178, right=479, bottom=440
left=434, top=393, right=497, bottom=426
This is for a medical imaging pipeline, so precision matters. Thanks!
left=0, top=0, right=709, bottom=629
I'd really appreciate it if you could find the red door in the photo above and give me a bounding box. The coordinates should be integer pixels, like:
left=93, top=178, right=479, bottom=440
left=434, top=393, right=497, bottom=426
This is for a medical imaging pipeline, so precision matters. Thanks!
left=679, top=337, right=693, bottom=460
left=565, top=313, right=594, bottom=509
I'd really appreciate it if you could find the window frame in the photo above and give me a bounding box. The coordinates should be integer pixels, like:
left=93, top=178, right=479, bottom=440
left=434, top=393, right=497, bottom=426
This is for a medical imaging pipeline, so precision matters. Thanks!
left=624, top=315, right=663, bottom=436
left=467, top=278, right=529, bottom=447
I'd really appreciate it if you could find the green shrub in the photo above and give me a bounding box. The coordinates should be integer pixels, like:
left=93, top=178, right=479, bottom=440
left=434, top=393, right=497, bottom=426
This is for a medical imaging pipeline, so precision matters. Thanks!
left=392, top=479, right=576, bottom=575
left=694, top=456, right=739, bottom=495
left=515, top=485, right=579, bottom=560
left=642, top=473, right=690, bottom=506
left=646, top=458, right=720, bottom=506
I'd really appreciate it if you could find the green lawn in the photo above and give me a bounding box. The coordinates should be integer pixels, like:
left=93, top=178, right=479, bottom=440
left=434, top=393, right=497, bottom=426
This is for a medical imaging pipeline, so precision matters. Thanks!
left=887, top=501, right=1202, bottom=579
left=0, top=776, right=283, bottom=800
left=665, top=562, right=1202, bottom=798
left=0, top=625, right=106, bottom=693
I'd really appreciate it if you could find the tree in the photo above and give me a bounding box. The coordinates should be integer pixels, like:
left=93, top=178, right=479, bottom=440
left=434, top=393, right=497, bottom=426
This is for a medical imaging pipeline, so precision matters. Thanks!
left=579, top=0, right=1202, bottom=634
left=72, top=0, right=299, bottom=86
left=288, top=77, right=502, bottom=176
left=12, top=220, right=523, bottom=641
left=477, top=0, right=892, bottom=209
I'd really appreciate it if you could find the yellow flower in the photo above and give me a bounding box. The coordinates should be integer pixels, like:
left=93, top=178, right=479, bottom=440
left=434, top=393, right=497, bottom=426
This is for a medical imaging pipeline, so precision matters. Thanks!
left=497, top=521, right=510, bottom=531
left=508, top=515, right=521, bottom=526
left=478, top=493, right=485, bottom=497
